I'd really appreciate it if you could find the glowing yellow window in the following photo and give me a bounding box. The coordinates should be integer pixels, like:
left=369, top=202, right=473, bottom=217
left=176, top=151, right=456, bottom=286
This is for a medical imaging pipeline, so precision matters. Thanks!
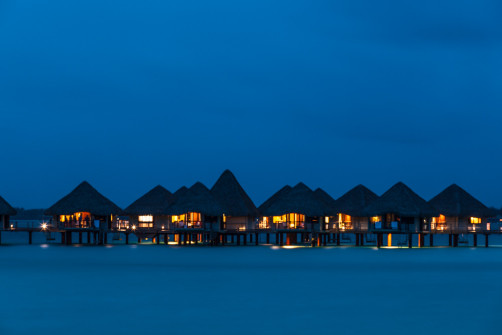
left=470, top=217, right=481, bottom=224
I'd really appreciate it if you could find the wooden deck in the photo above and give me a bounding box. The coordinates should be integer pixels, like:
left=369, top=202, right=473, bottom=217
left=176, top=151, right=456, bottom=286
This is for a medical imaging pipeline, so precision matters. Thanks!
left=0, top=226, right=499, bottom=248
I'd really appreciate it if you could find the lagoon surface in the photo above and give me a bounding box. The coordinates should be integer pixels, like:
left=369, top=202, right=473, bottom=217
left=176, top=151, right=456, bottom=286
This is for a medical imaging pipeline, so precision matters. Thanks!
left=0, top=245, right=501, bottom=335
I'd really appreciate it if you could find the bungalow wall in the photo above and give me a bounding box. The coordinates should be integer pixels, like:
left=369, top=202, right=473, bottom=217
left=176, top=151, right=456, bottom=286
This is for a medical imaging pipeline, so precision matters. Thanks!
left=353, top=217, right=369, bottom=231
left=128, top=215, right=170, bottom=229
left=1, top=215, right=10, bottom=229
left=435, top=216, right=485, bottom=232
left=224, top=216, right=254, bottom=231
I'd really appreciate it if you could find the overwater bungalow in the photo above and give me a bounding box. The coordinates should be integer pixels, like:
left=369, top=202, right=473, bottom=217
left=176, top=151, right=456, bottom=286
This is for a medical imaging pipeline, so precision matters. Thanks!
left=260, top=183, right=327, bottom=232
left=45, top=181, right=122, bottom=230
left=167, top=182, right=224, bottom=231
left=364, top=182, right=436, bottom=232
left=258, top=185, right=292, bottom=230
left=124, top=185, right=174, bottom=231
left=211, top=170, right=259, bottom=232
left=428, top=184, right=491, bottom=233
left=313, top=188, right=338, bottom=230
left=0, top=195, right=16, bottom=230
left=332, top=185, right=379, bottom=231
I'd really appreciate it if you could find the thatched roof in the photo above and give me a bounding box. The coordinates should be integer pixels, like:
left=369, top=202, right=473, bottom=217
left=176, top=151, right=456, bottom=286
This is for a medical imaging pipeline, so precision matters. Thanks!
left=0, top=195, right=16, bottom=215
left=211, top=170, right=258, bottom=217
left=258, top=185, right=292, bottom=214
left=314, top=188, right=337, bottom=215
left=45, top=181, right=122, bottom=216
left=173, top=186, right=188, bottom=198
left=261, top=182, right=327, bottom=217
left=429, top=184, right=490, bottom=217
left=333, top=184, right=378, bottom=217
left=364, top=182, right=437, bottom=217
left=124, top=185, right=174, bottom=215
left=167, top=182, right=224, bottom=216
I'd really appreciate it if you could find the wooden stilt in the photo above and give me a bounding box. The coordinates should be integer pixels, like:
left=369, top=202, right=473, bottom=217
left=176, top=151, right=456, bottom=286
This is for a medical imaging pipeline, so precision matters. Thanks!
left=87, top=232, right=91, bottom=244
left=336, top=233, right=340, bottom=246
left=429, top=234, right=433, bottom=247
left=61, top=232, right=66, bottom=245
left=28, top=231, right=33, bottom=245
left=266, top=233, right=270, bottom=244
left=243, top=234, right=247, bottom=245
left=78, top=232, right=82, bottom=244
left=360, top=234, right=364, bottom=246
left=138, top=237, right=142, bottom=244
left=485, top=234, right=489, bottom=248
left=473, top=234, right=477, bottom=247
left=255, top=233, right=259, bottom=245
left=355, top=233, right=360, bottom=246
left=125, top=233, right=129, bottom=245
left=104, top=233, right=108, bottom=245
left=376, top=233, right=381, bottom=248
left=408, top=233, right=412, bottom=248
left=449, top=234, right=452, bottom=246
left=0, top=231, right=2, bottom=245
left=280, top=233, right=284, bottom=246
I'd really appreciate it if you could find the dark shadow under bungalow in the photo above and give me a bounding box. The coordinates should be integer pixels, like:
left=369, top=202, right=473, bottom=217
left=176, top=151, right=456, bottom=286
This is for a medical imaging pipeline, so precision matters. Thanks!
left=44, top=181, right=123, bottom=230
left=332, top=184, right=379, bottom=232
left=0, top=195, right=17, bottom=230
left=428, top=184, right=492, bottom=233
left=124, top=185, right=174, bottom=231
left=211, top=170, right=259, bottom=232
left=364, top=182, right=437, bottom=234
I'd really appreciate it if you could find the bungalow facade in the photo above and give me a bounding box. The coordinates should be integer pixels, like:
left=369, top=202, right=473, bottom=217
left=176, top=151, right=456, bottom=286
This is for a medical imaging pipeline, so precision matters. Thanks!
left=260, top=183, right=327, bottom=232
left=257, top=185, right=291, bottom=230
left=364, top=182, right=436, bottom=233
left=211, top=170, right=259, bottom=232
left=428, top=184, right=491, bottom=233
left=313, top=188, right=338, bottom=230
left=44, top=181, right=123, bottom=230
left=167, top=182, right=224, bottom=231
left=331, top=185, right=379, bottom=232
left=0, top=195, right=16, bottom=230
left=124, top=185, right=174, bottom=231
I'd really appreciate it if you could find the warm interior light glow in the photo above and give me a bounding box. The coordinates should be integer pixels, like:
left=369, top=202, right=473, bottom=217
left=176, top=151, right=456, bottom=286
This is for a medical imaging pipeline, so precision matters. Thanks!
left=259, top=217, right=269, bottom=229
left=132, top=225, right=136, bottom=230
left=470, top=217, right=481, bottom=224
left=387, top=234, right=392, bottom=247
left=139, top=215, right=153, bottom=223
left=338, top=213, right=352, bottom=230
left=325, top=216, right=329, bottom=224
left=172, top=212, right=202, bottom=227
left=41, top=223, right=47, bottom=230
left=371, top=216, right=381, bottom=223
left=273, top=214, right=304, bottom=228
left=222, top=214, right=226, bottom=223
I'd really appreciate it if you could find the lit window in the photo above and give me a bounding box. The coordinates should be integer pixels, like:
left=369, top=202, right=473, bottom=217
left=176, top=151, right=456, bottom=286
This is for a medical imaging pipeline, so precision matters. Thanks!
left=139, top=215, right=153, bottom=223
left=470, top=217, right=481, bottom=224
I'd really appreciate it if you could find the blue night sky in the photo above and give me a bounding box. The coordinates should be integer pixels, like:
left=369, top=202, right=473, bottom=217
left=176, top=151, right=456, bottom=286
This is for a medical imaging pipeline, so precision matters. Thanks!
left=1, top=0, right=502, bottom=209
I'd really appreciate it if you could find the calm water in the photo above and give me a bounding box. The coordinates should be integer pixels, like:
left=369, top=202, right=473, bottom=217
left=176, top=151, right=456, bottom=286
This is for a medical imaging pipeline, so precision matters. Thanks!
left=0, top=244, right=501, bottom=335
